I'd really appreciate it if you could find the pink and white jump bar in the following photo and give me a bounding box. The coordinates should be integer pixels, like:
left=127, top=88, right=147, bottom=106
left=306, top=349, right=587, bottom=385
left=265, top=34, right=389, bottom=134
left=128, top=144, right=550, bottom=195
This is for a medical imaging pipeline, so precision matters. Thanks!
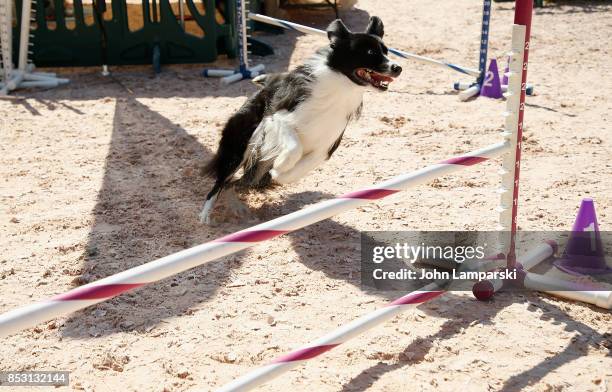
left=217, top=283, right=444, bottom=392
left=0, top=141, right=509, bottom=338
left=216, top=241, right=555, bottom=392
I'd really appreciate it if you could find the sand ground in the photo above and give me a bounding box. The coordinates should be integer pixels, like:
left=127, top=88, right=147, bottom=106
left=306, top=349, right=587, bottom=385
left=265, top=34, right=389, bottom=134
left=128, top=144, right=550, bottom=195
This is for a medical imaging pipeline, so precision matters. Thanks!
left=1, top=0, right=611, bottom=391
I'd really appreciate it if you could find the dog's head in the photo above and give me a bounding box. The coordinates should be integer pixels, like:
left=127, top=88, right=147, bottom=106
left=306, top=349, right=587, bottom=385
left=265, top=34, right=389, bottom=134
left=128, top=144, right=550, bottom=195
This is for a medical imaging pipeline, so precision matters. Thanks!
left=326, top=16, right=401, bottom=91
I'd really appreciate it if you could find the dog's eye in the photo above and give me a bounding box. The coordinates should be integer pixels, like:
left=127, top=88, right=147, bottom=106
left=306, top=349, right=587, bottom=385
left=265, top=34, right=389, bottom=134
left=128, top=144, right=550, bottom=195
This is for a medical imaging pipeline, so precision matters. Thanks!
left=367, top=49, right=375, bottom=56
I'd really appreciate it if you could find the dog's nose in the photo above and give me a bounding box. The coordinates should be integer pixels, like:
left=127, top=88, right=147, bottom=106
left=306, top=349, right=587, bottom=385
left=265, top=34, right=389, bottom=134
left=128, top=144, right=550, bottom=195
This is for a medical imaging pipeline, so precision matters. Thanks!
left=391, top=63, right=402, bottom=76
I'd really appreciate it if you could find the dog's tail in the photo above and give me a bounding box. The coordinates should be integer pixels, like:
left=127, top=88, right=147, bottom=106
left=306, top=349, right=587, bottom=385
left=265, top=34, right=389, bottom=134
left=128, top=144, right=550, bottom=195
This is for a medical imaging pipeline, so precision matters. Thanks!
left=200, top=154, right=219, bottom=178
left=199, top=137, right=247, bottom=182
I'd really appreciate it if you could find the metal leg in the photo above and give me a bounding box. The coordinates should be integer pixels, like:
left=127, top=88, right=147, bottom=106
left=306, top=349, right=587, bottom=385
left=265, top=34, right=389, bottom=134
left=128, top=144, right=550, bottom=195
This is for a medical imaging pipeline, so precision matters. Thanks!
left=178, top=0, right=184, bottom=27
left=202, top=0, right=264, bottom=85
left=152, top=43, right=161, bottom=74
left=453, top=0, right=491, bottom=100
left=324, top=0, right=339, bottom=18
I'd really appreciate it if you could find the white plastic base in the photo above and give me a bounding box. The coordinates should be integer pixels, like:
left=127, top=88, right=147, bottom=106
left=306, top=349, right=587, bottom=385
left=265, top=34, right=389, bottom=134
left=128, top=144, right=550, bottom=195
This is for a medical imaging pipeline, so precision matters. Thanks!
left=459, top=84, right=480, bottom=101
left=454, top=81, right=534, bottom=96
left=524, top=273, right=611, bottom=309
left=204, top=69, right=236, bottom=77
left=0, top=69, right=69, bottom=95
left=204, top=64, right=265, bottom=86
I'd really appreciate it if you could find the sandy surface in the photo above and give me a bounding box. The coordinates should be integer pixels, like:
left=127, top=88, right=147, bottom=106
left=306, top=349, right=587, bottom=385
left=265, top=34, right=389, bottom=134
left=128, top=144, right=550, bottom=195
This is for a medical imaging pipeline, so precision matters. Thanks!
left=1, top=1, right=611, bottom=391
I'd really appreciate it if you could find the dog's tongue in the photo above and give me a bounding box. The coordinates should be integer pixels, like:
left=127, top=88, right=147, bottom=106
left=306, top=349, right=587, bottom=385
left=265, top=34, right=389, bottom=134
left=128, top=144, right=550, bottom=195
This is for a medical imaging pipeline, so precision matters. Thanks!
left=371, top=72, right=394, bottom=82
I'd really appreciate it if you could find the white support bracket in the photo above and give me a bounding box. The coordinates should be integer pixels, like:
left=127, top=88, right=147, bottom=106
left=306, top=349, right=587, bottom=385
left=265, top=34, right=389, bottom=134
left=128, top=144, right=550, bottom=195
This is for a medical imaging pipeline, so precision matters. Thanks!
left=498, top=24, right=526, bottom=253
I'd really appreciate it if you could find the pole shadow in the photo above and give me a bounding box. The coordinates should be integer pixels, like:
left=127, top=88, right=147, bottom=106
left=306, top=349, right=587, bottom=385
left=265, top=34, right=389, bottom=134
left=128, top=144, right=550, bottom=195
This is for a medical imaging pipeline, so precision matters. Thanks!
left=534, top=0, right=611, bottom=15
left=499, top=298, right=610, bottom=391
left=339, top=292, right=610, bottom=392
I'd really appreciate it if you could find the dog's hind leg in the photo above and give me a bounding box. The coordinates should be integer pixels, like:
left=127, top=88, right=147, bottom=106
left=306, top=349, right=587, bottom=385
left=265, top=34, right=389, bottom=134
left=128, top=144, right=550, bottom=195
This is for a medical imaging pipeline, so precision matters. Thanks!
left=200, top=150, right=245, bottom=224
left=199, top=183, right=222, bottom=224
left=200, top=88, right=269, bottom=224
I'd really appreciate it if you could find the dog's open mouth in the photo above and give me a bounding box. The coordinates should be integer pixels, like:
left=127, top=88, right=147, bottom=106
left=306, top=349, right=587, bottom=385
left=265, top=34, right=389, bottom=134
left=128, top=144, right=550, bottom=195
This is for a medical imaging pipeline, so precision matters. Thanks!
left=355, top=68, right=394, bottom=91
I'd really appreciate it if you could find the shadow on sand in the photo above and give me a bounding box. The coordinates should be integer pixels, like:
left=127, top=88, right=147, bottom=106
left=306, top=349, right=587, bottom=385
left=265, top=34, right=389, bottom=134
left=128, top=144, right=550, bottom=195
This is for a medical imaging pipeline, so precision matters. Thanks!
left=340, top=293, right=610, bottom=392
left=534, top=0, right=611, bottom=15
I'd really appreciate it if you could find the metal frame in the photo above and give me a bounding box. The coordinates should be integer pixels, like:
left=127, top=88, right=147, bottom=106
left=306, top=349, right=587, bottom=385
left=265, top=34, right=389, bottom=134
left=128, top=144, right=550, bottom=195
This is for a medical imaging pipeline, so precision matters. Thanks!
left=0, top=0, right=68, bottom=95
left=202, top=0, right=264, bottom=85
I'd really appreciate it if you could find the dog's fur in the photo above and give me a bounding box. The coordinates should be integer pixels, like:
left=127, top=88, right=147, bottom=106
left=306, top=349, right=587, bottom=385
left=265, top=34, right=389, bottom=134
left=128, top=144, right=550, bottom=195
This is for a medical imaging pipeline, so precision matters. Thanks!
left=199, top=16, right=401, bottom=223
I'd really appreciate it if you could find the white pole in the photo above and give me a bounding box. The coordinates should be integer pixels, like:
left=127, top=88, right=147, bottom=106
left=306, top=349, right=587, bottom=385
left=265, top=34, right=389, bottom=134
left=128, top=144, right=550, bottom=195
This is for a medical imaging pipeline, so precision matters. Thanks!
left=498, top=24, right=526, bottom=253
left=0, top=0, right=14, bottom=91
left=459, top=84, right=480, bottom=101
left=240, top=0, right=249, bottom=69
left=218, top=283, right=444, bottom=392
left=18, top=0, right=32, bottom=71
left=523, top=273, right=612, bottom=309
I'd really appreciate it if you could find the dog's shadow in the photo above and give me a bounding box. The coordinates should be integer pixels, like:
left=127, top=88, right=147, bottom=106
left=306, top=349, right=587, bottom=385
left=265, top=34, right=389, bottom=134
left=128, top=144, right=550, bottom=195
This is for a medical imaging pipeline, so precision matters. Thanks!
left=59, top=96, right=238, bottom=338
left=57, top=98, right=385, bottom=337
left=251, top=189, right=372, bottom=289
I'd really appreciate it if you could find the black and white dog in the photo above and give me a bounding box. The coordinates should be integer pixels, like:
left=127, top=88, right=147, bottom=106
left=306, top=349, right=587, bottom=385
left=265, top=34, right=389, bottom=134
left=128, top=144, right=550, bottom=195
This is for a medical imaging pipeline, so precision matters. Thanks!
left=199, top=16, right=401, bottom=224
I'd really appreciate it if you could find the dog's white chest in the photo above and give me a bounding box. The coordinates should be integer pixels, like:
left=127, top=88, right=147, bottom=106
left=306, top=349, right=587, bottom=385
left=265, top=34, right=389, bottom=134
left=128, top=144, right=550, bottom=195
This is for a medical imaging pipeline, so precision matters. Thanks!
left=291, top=69, right=363, bottom=153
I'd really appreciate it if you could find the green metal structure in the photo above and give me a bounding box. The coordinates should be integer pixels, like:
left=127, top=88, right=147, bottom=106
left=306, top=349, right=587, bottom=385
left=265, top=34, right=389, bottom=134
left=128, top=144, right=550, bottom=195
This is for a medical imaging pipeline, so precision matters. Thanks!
left=12, top=0, right=245, bottom=67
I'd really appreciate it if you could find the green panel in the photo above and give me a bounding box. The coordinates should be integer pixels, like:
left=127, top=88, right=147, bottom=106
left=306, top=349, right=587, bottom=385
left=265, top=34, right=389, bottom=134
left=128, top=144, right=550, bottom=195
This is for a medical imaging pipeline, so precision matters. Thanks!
left=11, top=0, right=259, bottom=67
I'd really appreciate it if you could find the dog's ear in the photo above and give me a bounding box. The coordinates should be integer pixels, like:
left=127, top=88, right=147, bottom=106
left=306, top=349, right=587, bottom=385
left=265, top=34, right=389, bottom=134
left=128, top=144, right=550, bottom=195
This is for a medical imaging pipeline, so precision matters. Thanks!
left=327, top=19, right=351, bottom=44
left=365, top=16, right=384, bottom=38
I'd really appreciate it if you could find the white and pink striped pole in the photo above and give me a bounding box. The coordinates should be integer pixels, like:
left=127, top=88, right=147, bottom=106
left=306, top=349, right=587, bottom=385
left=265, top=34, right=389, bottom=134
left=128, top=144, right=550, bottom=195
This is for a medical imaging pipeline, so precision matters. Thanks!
left=217, top=283, right=444, bottom=392
left=0, top=141, right=509, bottom=338
left=214, top=243, right=543, bottom=392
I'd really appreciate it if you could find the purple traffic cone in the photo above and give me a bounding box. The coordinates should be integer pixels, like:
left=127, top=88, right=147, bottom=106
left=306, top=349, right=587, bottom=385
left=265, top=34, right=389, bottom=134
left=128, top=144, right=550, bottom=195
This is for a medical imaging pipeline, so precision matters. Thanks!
left=553, top=198, right=612, bottom=275
left=502, top=56, right=510, bottom=86
left=480, top=59, right=503, bottom=99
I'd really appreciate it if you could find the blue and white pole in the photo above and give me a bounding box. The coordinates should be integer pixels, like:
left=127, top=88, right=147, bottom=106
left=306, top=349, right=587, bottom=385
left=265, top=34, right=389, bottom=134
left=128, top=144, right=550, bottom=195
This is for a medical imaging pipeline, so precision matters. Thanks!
left=249, top=13, right=481, bottom=77
left=454, top=0, right=534, bottom=100
left=202, top=0, right=264, bottom=85
left=456, top=0, right=491, bottom=101
left=478, top=0, right=492, bottom=84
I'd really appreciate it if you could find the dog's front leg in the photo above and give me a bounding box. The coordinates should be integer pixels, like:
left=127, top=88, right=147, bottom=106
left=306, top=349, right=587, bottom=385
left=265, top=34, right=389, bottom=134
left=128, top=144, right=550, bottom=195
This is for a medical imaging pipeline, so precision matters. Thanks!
left=271, top=151, right=328, bottom=184
left=271, top=124, right=303, bottom=174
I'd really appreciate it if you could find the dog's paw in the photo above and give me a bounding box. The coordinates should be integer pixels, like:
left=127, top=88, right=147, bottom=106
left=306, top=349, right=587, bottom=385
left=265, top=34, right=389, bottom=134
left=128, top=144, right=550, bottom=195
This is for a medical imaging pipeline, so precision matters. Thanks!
left=252, top=74, right=268, bottom=87
left=272, top=149, right=301, bottom=174
left=269, top=169, right=293, bottom=185
left=198, top=209, right=213, bottom=225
